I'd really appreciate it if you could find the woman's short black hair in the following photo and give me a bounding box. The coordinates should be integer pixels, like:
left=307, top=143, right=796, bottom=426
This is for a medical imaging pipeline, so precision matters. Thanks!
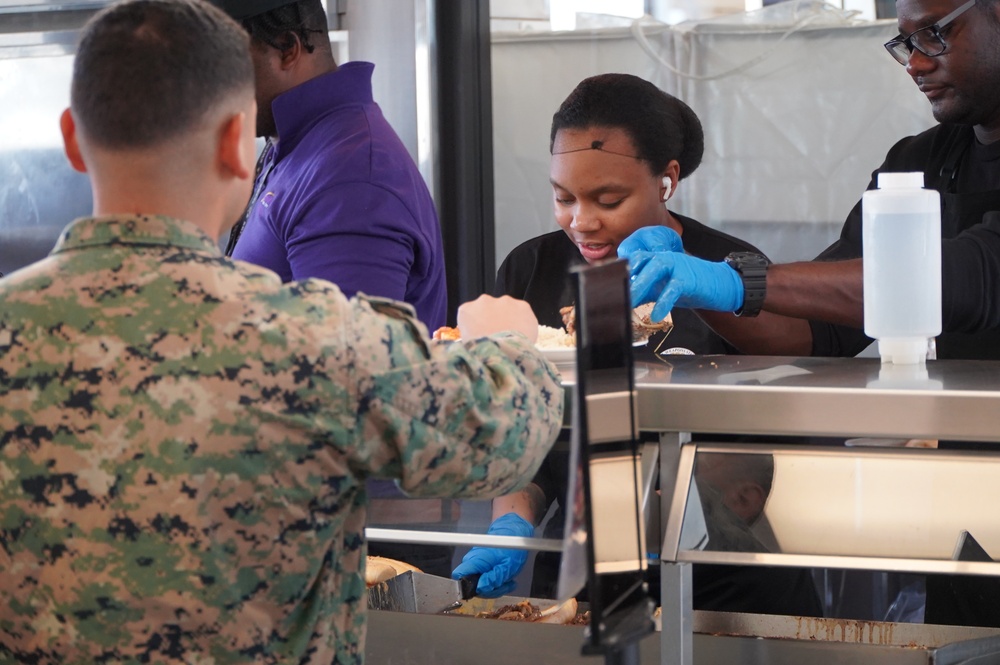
left=550, top=73, right=704, bottom=180
left=71, top=0, right=253, bottom=149
left=242, top=0, right=329, bottom=53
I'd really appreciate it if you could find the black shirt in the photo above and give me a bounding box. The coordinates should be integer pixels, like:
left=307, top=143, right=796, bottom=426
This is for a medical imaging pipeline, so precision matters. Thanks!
left=811, top=124, right=1000, bottom=359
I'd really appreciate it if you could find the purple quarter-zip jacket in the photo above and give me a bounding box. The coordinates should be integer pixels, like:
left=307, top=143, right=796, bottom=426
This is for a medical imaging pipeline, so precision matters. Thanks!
left=232, top=61, right=446, bottom=329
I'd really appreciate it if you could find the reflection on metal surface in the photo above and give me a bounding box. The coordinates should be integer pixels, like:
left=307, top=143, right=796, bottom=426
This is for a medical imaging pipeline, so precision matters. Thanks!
left=638, top=355, right=1000, bottom=390
left=692, top=610, right=1000, bottom=649
left=677, top=550, right=1000, bottom=577
left=590, top=453, right=645, bottom=573
left=585, top=390, right=635, bottom=443
left=633, top=356, right=1000, bottom=441
left=365, top=527, right=563, bottom=552
left=666, top=444, right=1000, bottom=576
left=866, top=362, right=943, bottom=390
left=662, top=441, right=696, bottom=562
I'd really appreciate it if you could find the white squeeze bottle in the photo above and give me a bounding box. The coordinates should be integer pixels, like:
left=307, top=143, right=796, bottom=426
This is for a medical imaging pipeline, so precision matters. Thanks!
left=862, top=172, right=941, bottom=364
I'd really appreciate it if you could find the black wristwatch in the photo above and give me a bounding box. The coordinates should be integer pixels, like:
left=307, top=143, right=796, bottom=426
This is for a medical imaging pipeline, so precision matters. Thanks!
left=724, top=252, right=769, bottom=317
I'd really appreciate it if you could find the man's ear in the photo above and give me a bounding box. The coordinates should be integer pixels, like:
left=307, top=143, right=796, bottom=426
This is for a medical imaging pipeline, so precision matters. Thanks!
left=277, top=31, right=304, bottom=71
left=218, top=110, right=253, bottom=181
left=60, top=108, right=88, bottom=174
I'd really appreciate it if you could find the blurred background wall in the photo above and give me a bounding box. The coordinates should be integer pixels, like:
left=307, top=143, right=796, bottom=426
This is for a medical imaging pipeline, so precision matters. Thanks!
left=0, top=0, right=926, bottom=293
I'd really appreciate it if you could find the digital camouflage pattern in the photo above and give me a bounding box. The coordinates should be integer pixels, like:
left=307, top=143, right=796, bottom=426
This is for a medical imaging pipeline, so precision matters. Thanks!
left=0, top=215, right=564, bottom=664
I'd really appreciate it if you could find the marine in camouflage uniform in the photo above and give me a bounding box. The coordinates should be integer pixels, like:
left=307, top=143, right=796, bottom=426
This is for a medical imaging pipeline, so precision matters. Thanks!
left=0, top=213, right=565, bottom=664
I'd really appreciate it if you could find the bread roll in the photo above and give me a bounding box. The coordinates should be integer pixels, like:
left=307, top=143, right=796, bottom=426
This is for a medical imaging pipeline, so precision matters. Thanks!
left=537, top=598, right=579, bottom=624
left=365, top=556, right=422, bottom=587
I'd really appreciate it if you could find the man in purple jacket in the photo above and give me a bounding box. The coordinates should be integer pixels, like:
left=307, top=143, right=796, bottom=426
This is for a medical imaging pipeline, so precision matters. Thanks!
left=213, top=0, right=447, bottom=330
left=212, top=0, right=452, bottom=576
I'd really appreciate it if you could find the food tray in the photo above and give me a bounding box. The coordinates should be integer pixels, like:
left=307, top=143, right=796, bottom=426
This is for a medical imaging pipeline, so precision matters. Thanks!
left=366, top=608, right=1000, bottom=665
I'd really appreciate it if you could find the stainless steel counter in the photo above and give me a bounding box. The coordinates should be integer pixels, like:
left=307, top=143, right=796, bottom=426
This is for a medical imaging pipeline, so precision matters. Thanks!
left=627, top=356, right=1000, bottom=441
left=367, top=609, right=1000, bottom=665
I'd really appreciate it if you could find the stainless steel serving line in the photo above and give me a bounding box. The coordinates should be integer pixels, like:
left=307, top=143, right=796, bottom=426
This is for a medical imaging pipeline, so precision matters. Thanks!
left=632, top=355, right=1000, bottom=441
left=367, top=609, right=1000, bottom=665
left=367, top=355, right=1000, bottom=665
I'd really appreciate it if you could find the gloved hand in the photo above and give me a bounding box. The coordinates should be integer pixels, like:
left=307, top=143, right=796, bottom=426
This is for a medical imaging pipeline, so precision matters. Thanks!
left=451, top=512, right=534, bottom=598
left=618, top=227, right=744, bottom=323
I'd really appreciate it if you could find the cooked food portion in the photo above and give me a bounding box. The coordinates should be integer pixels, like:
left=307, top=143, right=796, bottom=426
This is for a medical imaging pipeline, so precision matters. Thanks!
left=365, top=556, right=421, bottom=588
left=561, top=302, right=673, bottom=343
left=559, top=305, right=576, bottom=336
left=433, top=303, right=671, bottom=348
left=631, top=302, right=673, bottom=340
left=434, top=324, right=574, bottom=349
left=536, top=324, right=575, bottom=350
left=432, top=326, right=461, bottom=341
left=474, top=598, right=587, bottom=625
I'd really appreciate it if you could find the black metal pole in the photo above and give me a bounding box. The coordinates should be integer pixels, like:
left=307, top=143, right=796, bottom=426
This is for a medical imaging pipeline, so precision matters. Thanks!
left=432, top=0, right=495, bottom=324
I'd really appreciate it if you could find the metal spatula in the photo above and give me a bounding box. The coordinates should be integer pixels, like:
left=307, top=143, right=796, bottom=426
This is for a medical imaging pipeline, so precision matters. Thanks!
left=368, top=570, right=480, bottom=614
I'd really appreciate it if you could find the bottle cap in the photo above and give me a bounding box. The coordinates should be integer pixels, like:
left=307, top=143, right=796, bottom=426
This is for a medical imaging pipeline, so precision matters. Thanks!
left=877, top=337, right=929, bottom=365
left=866, top=362, right=943, bottom=391
left=877, top=172, right=924, bottom=189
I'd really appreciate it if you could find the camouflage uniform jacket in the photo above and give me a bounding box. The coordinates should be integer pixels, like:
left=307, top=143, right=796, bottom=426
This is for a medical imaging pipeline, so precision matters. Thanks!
left=0, top=215, right=564, bottom=664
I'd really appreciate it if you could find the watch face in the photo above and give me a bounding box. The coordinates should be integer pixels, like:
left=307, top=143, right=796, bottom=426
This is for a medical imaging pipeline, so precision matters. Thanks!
left=727, top=252, right=769, bottom=271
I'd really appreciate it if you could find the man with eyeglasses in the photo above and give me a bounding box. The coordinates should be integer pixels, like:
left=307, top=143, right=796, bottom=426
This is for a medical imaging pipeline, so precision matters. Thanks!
left=616, top=0, right=1000, bottom=365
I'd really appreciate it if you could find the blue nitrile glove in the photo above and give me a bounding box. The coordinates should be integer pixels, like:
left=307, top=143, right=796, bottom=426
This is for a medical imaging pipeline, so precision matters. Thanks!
left=617, top=225, right=685, bottom=255
left=451, top=512, right=534, bottom=598
left=618, top=228, right=744, bottom=323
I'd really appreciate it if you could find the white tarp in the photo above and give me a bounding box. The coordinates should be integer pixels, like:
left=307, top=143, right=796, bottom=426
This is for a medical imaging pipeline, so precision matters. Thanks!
left=490, top=1, right=936, bottom=265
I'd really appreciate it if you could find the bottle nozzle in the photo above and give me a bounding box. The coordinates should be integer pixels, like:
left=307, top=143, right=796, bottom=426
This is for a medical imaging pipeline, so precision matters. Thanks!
left=877, top=337, right=930, bottom=365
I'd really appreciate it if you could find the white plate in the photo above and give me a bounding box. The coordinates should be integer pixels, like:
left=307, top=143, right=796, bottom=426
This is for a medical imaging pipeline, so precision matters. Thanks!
left=538, top=344, right=648, bottom=366
left=538, top=346, right=576, bottom=367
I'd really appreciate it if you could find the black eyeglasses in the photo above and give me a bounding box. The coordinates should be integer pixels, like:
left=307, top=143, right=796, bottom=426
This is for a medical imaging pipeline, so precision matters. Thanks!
left=884, top=0, right=976, bottom=65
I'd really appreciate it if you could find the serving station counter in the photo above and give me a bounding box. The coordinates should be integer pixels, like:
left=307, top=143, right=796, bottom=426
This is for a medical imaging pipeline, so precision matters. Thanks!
left=366, top=355, right=1000, bottom=665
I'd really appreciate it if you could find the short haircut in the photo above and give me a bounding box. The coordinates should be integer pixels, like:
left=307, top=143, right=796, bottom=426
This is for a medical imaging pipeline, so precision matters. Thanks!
left=550, top=73, right=704, bottom=180
left=71, top=0, right=254, bottom=149
left=242, top=0, right=329, bottom=54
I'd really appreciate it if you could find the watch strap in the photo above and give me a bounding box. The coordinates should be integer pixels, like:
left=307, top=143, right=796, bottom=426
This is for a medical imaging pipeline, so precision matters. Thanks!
left=724, top=252, right=769, bottom=318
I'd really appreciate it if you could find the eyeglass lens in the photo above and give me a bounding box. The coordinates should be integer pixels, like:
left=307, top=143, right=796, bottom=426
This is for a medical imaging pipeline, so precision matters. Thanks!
left=896, top=27, right=947, bottom=63
left=884, top=0, right=976, bottom=65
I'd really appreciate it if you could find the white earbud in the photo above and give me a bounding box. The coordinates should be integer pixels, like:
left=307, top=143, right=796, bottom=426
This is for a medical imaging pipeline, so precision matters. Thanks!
left=661, top=176, right=673, bottom=202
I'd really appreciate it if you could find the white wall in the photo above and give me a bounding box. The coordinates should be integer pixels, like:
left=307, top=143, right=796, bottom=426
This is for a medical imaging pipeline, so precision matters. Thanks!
left=490, top=11, right=934, bottom=266
left=342, top=0, right=420, bottom=160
